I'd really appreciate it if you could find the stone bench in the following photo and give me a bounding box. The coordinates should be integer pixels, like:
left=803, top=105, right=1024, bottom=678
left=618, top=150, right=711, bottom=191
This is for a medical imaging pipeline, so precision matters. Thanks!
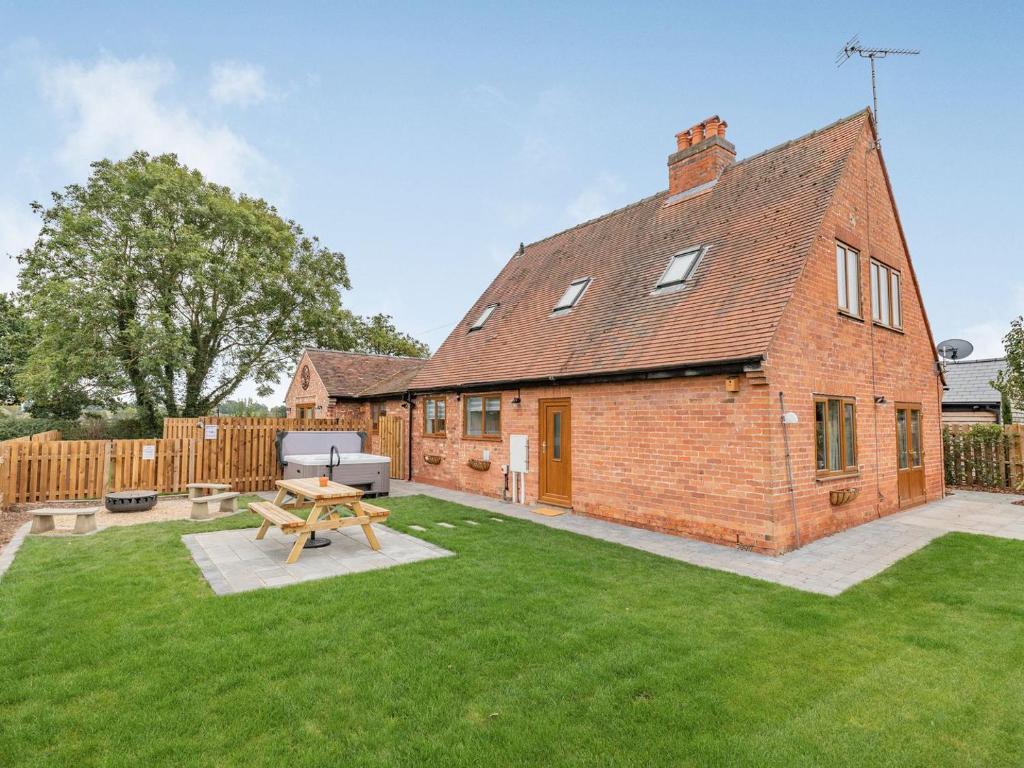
left=190, top=491, right=241, bottom=521
left=30, top=508, right=99, bottom=535
left=187, top=482, right=231, bottom=500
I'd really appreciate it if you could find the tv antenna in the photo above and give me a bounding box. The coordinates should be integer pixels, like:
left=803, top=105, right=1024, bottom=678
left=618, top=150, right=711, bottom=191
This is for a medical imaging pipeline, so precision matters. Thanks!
left=837, top=36, right=919, bottom=141
left=937, top=338, right=974, bottom=363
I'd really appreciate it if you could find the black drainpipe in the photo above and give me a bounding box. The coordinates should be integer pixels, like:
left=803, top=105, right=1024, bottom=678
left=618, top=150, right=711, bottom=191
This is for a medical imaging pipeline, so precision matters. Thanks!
left=405, top=391, right=414, bottom=481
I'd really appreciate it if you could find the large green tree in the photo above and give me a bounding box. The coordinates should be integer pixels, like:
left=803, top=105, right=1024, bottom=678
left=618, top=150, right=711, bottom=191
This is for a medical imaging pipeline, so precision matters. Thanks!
left=995, top=316, right=1024, bottom=419
left=0, top=293, right=29, bottom=405
left=17, top=152, right=426, bottom=432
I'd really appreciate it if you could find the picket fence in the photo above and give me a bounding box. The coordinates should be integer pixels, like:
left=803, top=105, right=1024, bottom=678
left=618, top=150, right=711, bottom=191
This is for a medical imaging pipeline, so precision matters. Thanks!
left=0, top=417, right=366, bottom=508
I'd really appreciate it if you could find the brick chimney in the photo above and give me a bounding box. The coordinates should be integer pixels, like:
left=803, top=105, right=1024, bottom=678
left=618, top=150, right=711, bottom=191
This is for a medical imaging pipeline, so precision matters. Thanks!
left=667, top=115, right=735, bottom=200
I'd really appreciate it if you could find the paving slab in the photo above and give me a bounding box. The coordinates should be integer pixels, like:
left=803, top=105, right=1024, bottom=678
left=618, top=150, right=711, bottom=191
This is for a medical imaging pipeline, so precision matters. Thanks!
left=390, top=481, right=1024, bottom=596
left=183, top=524, right=453, bottom=595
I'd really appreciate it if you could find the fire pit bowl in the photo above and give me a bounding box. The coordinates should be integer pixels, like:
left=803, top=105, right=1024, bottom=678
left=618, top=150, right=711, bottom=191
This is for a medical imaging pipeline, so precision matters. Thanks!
left=105, top=490, right=158, bottom=513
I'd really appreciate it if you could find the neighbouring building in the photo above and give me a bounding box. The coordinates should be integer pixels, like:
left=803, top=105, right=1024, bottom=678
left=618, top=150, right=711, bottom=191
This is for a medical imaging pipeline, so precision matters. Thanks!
left=942, top=358, right=1022, bottom=424
left=284, top=349, right=425, bottom=460
left=405, top=109, right=945, bottom=554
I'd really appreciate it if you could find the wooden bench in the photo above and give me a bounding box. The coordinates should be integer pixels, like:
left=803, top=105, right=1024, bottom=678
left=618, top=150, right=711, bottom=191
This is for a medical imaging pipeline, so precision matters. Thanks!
left=187, top=482, right=231, bottom=500
left=30, top=507, right=98, bottom=535
left=190, top=491, right=241, bottom=521
left=342, top=500, right=390, bottom=520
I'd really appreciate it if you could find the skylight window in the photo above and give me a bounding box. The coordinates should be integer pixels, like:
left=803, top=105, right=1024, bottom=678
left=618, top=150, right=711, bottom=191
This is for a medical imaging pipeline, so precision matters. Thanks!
left=553, top=278, right=591, bottom=312
left=469, top=303, right=497, bottom=331
left=656, top=247, right=704, bottom=289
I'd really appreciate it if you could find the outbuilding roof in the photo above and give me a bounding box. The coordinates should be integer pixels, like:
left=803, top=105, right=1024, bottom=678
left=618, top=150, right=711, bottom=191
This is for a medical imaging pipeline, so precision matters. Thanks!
left=411, top=110, right=870, bottom=391
left=302, top=349, right=426, bottom=399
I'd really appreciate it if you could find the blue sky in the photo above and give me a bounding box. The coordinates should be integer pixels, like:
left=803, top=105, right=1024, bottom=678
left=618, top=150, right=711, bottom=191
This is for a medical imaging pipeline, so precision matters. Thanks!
left=2, top=1, right=1022, bottom=404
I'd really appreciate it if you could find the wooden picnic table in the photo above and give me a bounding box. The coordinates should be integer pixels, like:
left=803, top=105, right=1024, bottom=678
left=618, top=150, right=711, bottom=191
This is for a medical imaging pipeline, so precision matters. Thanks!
left=250, top=477, right=389, bottom=564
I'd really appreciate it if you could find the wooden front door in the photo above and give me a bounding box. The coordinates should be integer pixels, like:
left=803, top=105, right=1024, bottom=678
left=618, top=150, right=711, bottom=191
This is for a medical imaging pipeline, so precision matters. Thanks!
left=538, top=398, right=572, bottom=507
left=896, top=404, right=927, bottom=508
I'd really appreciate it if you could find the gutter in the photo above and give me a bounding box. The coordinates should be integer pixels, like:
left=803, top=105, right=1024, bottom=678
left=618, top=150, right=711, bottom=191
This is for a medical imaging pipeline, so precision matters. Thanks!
left=407, top=356, right=764, bottom=395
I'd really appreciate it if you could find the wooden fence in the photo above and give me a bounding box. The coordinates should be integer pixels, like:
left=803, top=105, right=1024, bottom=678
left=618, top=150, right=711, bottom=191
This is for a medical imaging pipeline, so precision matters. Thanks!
left=0, top=429, right=62, bottom=447
left=0, top=417, right=374, bottom=508
left=943, top=424, right=1024, bottom=490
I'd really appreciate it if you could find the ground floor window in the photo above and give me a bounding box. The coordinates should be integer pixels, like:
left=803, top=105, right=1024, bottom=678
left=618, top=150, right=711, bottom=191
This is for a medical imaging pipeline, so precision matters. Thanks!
left=815, top=396, right=857, bottom=475
left=464, top=394, right=501, bottom=438
left=296, top=403, right=316, bottom=419
left=424, top=396, right=446, bottom=436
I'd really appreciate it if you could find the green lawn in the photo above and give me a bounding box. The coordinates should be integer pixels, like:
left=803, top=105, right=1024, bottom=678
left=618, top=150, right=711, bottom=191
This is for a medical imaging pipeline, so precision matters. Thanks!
left=2, top=495, right=1023, bottom=767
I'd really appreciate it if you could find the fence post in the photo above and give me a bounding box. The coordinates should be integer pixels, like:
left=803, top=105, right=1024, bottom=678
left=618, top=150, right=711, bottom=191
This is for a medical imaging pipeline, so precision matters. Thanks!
left=101, top=441, right=113, bottom=496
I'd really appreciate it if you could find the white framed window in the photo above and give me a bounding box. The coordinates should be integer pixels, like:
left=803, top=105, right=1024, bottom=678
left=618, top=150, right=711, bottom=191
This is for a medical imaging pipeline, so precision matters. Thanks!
left=656, top=247, right=704, bottom=289
left=553, top=278, right=591, bottom=312
left=836, top=242, right=860, bottom=316
left=469, top=303, right=498, bottom=331
left=870, top=261, right=902, bottom=329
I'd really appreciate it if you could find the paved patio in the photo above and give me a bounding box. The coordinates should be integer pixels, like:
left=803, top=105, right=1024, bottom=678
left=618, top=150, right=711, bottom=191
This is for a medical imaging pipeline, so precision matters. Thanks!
left=390, top=482, right=1024, bottom=596
left=183, top=524, right=453, bottom=595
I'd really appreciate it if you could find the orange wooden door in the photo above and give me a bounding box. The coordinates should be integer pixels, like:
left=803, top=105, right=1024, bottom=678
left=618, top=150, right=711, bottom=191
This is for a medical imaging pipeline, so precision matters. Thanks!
left=539, top=398, right=572, bottom=507
left=896, top=404, right=927, bottom=508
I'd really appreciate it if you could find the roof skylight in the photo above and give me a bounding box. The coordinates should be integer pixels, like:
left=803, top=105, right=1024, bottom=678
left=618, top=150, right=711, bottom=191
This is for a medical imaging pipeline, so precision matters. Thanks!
left=553, top=278, right=591, bottom=312
left=469, top=303, right=498, bottom=331
left=656, top=247, right=703, bottom=289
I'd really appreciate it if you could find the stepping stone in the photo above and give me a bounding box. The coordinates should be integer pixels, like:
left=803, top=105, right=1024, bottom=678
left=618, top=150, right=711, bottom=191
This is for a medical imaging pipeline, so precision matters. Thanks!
left=409, top=525, right=427, bottom=532
left=464, top=520, right=480, bottom=526
left=437, top=522, right=455, bottom=529
left=489, top=518, right=504, bottom=523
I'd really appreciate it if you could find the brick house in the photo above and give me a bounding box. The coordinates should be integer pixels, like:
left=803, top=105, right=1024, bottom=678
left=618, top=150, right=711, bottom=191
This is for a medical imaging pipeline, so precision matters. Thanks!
left=406, top=110, right=944, bottom=553
left=284, top=349, right=425, bottom=458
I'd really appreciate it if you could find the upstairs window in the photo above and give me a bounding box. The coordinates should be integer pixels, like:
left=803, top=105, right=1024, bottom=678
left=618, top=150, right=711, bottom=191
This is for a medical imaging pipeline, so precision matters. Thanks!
left=553, top=278, right=591, bottom=312
left=836, top=242, right=860, bottom=317
left=469, top=303, right=497, bottom=331
left=656, top=247, right=703, bottom=289
left=424, top=396, right=446, bottom=437
left=464, top=394, right=501, bottom=438
left=815, top=396, right=857, bottom=476
left=870, top=261, right=902, bottom=329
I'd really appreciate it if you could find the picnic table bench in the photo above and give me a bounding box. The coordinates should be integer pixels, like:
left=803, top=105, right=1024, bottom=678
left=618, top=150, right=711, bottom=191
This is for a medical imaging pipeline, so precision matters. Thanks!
left=248, top=477, right=390, bottom=564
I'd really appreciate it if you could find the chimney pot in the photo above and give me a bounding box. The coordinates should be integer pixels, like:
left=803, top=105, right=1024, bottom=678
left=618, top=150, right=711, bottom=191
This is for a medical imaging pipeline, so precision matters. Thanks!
left=675, top=130, right=691, bottom=151
left=704, top=117, right=720, bottom=138
left=689, top=123, right=705, bottom=143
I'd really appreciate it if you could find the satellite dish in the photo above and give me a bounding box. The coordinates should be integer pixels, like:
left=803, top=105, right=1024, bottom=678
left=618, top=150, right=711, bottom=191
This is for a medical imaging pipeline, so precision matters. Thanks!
left=937, top=338, right=974, bottom=362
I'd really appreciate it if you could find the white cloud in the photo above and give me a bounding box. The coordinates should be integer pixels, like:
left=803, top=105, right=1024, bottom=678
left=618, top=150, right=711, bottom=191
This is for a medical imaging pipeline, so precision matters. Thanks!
left=42, top=54, right=267, bottom=191
left=564, top=172, right=626, bottom=223
left=0, top=200, right=39, bottom=294
left=209, top=61, right=268, bottom=106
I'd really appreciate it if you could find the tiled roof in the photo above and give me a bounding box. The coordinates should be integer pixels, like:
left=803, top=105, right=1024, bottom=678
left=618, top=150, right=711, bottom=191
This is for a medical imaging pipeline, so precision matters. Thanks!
left=412, top=110, right=869, bottom=391
left=304, top=349, right=426, bottom=398
left=942, top=358, right=1005, bottom=404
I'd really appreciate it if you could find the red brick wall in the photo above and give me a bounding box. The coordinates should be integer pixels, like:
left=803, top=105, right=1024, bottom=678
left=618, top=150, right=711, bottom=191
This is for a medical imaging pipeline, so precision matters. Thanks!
left=412, top=378, right=779, bottom=551
left=764, top=121, right=944, bottom=550
left=285, top=352, right=330, bottom=417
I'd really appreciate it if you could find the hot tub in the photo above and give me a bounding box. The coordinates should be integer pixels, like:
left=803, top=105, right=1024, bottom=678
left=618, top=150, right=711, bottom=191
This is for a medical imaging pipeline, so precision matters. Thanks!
left=276, top=430, right=390, bottom=496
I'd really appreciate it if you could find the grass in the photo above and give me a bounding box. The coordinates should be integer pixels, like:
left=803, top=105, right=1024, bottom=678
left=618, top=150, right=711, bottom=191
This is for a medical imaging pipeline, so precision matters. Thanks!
left=1, top=495, right=1024, bottom=767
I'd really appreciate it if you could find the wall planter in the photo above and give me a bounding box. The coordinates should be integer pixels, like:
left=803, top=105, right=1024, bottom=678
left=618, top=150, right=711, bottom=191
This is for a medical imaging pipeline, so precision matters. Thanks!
left=829, top=488, right=859, bottom=507
left=467, top=458, right=491, bottom=472
left=423, top=454, right=443, bottom=465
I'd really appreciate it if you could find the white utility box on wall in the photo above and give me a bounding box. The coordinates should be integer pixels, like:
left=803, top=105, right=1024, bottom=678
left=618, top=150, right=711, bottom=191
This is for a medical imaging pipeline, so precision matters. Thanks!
left=509, top=434, right=528, bottom=473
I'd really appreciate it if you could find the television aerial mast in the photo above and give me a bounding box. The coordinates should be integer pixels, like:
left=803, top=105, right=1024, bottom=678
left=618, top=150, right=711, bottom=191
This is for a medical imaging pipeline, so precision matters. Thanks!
left=837, top=36, right=919, bottom=142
